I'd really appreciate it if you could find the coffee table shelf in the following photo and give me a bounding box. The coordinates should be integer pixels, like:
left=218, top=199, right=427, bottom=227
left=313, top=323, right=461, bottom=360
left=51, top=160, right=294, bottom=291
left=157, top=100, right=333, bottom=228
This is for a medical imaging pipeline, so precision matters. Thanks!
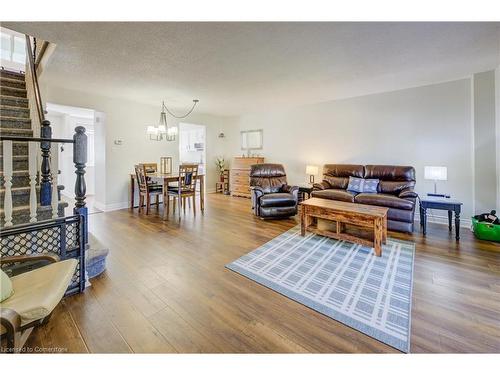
left=300, top=198, right=388, bottom=256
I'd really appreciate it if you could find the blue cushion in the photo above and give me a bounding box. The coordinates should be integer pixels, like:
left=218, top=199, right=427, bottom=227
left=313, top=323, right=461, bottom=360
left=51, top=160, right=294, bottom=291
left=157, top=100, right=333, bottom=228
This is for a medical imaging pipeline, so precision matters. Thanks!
left=347, top=177, right=379, bottom=193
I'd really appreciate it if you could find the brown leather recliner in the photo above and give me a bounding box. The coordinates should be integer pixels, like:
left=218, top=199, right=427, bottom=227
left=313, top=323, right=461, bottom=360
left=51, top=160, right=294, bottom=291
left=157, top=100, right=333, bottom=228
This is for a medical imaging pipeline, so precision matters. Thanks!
left=312, top=164, right=418, bottom=232
left=250, top=164, right=299, bottom=219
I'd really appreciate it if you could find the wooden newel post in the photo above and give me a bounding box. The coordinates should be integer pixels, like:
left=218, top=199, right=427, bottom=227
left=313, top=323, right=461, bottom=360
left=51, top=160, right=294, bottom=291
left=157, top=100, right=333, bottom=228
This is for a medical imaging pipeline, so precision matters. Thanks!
left=40, top=119, right=52, bottom=206
left=73, top=126, right=88, bottom=246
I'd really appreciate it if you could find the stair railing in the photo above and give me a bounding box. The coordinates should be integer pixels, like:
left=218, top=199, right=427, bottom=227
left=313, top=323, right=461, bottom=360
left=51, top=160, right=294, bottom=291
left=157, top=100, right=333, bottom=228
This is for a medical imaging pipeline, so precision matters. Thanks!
left=24, top=35, right=45, bottom=138
left=0, top=127, right=88, bottom=246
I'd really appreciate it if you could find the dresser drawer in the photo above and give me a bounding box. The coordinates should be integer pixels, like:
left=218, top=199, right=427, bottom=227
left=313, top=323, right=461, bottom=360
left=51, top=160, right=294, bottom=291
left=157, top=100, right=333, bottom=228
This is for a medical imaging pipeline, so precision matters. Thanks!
left=232, top=185, right=250, bottom=194
left=231, top=176, right=250, bottom=185
left=231, top=169, right=250, bottom=178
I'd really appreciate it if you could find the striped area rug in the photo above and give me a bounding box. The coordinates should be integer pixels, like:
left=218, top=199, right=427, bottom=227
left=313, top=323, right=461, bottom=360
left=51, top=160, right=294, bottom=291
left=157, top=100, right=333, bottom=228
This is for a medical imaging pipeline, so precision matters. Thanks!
left=226, top=225, right=415, bottom=352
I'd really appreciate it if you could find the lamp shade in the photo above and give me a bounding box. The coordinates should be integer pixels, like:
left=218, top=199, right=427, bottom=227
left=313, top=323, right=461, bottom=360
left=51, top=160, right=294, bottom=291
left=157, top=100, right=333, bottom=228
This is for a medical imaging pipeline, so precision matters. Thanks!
left=424, top=166, right=447, bottom=181
left=306, top=165, right=319, bottom=176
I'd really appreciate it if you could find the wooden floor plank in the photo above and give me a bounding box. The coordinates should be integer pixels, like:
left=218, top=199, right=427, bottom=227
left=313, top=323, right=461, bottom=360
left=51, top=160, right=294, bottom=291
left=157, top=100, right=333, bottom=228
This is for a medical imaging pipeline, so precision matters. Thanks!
left=17, top=194, right=500, bottom=353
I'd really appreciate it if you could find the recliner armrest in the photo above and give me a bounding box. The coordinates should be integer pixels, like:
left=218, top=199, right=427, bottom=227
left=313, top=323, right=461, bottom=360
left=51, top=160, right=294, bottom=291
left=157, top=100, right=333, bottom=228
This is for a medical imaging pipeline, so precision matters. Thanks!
left=250, top=186, right=265, bottom=215
left=313, top=181, right=330, bottom=191
left=281, top=184, right=299, bottom=194
left=281, top=185, right=299, bottom=202
left=399, top=188, right=418, bottom=199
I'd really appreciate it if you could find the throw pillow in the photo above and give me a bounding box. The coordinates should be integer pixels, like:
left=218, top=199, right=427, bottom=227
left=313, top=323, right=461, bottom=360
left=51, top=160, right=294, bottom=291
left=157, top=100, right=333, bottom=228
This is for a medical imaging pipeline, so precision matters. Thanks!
left=362, top=178, right=379, bottom=193
left=347, top=177, right=364, bottom=193
left=0, top=269, right=13, bottom=302
left=347, top=176, right=379, bottom=193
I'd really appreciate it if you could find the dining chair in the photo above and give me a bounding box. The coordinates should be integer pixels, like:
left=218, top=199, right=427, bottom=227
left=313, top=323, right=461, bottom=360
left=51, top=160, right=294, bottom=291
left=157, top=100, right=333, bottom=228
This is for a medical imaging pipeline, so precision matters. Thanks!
left=134, top=164, right=163, bottom=215
left=164, top=163, right=199, bottom=221
left=140, top=162, right=158, bottom=174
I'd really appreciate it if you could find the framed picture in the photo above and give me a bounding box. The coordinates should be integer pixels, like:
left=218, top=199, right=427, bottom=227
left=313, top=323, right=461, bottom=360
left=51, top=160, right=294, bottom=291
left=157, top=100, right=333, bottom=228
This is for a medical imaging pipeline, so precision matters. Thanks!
left=240, top=129, right=263, bottom=151
left=160, top=156, right=172, bottom=174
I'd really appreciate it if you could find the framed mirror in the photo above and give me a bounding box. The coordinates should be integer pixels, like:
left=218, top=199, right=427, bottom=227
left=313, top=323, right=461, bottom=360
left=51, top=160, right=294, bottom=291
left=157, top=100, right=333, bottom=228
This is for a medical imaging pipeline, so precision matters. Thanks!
left=240, top=129, right=263, bottom=152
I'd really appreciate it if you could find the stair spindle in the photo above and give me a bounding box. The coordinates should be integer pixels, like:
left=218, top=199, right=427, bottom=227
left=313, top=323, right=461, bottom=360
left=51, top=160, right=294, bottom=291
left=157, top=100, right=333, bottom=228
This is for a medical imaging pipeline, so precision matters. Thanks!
left=40, top=119, right=52, bottom=206
left=50, top=142, right=59, bottom=219
left=28, top=141, right=38, bottom=222
left=2, top=140, right=14, bottom=227
left=74, top=126, right=88, bottom=246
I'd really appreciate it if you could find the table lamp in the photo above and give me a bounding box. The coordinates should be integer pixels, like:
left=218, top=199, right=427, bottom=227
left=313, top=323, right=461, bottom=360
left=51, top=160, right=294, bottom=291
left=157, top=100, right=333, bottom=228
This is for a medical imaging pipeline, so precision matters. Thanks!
left=424, top=166, right=448, bottom=197
left=306, top=165, right=319, bottom=184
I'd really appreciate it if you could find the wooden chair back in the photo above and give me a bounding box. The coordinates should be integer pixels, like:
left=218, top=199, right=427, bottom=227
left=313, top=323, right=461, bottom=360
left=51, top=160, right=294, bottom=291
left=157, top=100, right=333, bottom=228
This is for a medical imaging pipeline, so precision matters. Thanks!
left=140, top=163, right=158, bottom=174
left=178, top=164, right=199, bottom=192
left=134, top=164, right=149, bottom=193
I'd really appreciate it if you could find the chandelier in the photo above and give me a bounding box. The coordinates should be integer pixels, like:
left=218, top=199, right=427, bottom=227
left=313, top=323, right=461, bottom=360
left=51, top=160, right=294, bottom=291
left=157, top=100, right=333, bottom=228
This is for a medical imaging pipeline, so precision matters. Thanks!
left=147, top=99, right=199, bottom=141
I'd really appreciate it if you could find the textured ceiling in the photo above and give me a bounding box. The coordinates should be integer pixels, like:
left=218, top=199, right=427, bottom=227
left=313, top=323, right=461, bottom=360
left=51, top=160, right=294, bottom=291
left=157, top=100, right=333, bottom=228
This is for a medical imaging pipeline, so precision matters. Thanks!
left=4, top=22, right=500, bottom=116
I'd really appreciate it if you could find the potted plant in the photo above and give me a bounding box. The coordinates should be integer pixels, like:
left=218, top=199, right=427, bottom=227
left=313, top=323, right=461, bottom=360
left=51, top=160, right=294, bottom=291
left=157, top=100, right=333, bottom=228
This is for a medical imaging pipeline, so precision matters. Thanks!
left=215, top=157, right=226, bottom=182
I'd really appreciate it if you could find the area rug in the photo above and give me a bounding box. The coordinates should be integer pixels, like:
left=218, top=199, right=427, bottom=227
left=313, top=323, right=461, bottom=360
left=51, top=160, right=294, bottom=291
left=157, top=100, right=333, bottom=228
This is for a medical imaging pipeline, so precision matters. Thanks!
left=226, top=225, right=415, bottom=352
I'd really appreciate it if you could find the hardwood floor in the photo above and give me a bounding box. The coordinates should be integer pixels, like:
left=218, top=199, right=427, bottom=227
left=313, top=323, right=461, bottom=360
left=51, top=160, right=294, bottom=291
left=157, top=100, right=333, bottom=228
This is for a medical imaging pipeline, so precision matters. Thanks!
left=24, top=194, right=500, bottom=353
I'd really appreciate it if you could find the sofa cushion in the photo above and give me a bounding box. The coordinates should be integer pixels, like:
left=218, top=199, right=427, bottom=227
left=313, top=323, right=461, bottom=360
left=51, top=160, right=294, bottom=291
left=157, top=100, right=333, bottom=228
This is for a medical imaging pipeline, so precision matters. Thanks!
left=2, top=259, right=77, bottom=326
left=355, top=193, right=415, bottom=210
left=1, top=269, right=13, bottom=302
left=378, top=180, right=415, bottom=194
left=311, top=189, right=356, bottom=202
left=259, top=193, right=296, bottom=207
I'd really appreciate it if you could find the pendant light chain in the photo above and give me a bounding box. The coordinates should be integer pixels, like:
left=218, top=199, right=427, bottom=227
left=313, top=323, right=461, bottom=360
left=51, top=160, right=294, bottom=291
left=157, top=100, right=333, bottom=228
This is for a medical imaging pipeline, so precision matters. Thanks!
left=162, top=99, right=199, bottom=119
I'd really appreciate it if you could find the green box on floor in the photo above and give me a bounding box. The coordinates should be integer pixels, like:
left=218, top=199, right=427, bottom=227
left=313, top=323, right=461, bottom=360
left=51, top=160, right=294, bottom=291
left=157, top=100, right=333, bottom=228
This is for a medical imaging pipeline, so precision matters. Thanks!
left=471, top=218, right=500, bottom=242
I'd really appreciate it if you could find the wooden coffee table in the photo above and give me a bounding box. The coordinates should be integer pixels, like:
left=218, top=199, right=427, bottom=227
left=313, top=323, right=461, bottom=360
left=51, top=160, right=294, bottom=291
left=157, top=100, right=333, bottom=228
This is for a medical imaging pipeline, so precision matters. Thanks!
left=300, top=198, right=388, bottom=256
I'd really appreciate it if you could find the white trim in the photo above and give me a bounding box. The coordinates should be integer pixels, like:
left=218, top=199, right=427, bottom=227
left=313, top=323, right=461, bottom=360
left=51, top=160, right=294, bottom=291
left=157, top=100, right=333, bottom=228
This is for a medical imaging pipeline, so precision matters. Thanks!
left=92, top=200, right=106, bottom=212
left=414, top=212, right=472, bottom=229
left=101, top=201, right=130, bottom=212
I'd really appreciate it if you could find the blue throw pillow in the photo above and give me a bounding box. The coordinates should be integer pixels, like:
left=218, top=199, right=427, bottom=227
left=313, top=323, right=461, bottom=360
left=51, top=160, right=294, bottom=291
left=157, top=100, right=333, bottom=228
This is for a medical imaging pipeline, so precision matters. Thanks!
left=347, top=177, right=379, bottom=193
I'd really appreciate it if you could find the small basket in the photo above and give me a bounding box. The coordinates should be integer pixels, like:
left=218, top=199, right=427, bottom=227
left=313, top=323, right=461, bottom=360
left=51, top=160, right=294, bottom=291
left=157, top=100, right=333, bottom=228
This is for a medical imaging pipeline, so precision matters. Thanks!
left=471, top=218, right=500, bottom=242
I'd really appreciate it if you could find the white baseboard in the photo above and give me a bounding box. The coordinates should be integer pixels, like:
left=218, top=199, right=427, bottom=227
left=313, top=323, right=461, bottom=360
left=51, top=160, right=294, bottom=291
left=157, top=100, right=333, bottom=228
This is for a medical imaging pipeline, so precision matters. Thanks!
left=102, top=201, right=129, bottom=212
left=93, top=200, right=106, bottom=212
left=414, top=212, right=472, bottom=228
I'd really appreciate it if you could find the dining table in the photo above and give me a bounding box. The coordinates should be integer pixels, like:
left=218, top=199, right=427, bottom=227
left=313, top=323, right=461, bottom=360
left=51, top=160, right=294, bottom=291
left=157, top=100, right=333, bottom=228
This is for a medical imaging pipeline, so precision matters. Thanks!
left=129, top=172, right=205, bottom=214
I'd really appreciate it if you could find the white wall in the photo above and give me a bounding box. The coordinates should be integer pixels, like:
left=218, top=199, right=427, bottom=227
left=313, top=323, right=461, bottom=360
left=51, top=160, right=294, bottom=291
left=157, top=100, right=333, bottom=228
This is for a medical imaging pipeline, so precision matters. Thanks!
left=473, top=70, right=497, bottom=214
left=234, top=79, right=477, bottom=220
left=496, top=66, right=500, bottom=212
left=42, top=84, right=237, bottom=210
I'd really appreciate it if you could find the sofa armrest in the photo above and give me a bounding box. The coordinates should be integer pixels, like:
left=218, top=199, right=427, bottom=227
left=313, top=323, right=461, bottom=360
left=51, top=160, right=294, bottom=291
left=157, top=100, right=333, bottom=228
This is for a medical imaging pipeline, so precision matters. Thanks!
left=312, top=181, right=330, bottom=191
left=399, top=188, right=418, bottom=199
left=0, top=254, right=60, bottom=266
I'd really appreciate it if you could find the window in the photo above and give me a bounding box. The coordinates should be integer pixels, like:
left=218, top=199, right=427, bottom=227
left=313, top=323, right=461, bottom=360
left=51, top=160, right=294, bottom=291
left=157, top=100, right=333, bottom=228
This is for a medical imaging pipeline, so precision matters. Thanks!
left=0, top=27, right=26, bottom=70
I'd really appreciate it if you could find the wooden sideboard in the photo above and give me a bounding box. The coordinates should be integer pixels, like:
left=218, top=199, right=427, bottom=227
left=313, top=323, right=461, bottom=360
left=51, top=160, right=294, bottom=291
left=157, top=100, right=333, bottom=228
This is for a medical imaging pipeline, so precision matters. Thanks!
left=230, top=157, right=264, bottom=198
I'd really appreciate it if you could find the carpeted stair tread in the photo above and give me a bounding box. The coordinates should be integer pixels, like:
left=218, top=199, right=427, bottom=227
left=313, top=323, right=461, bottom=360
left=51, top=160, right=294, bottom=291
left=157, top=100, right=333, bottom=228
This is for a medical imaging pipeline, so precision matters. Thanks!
left=0, top=105, right=30, bottom=118
left=0, top=95, right=29, bottom=108
left=0, top=128, right=34, bottom=137
left=0, top=201, right=69, bottom=227
left=0, top=86, right=27, bottom=98
left=0, top=116, right=32, bottom=129
left=0, top=77, right=26, bottom=89
left=0, top=70, right=25, bottom=81
left=0, top=155, right=29, bottom=171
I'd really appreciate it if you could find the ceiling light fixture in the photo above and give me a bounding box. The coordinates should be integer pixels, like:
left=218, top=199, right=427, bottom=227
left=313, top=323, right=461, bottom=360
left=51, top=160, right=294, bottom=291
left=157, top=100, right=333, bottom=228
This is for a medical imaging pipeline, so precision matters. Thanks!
left=147, top=99, right=199, bottom=141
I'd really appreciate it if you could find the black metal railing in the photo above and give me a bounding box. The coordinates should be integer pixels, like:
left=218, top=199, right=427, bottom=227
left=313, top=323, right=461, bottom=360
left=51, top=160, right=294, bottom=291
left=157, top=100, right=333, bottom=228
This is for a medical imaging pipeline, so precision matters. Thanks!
left=0, top=126, right=89, bottom=246
left=0, top=215, right=86, bottom=296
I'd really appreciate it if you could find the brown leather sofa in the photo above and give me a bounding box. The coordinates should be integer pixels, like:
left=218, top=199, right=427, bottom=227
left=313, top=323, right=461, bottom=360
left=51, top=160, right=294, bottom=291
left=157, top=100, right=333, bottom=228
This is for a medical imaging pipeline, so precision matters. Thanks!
left=250, top=164, right=299, bottom=219
left=312, top=164, right=417, bottom=232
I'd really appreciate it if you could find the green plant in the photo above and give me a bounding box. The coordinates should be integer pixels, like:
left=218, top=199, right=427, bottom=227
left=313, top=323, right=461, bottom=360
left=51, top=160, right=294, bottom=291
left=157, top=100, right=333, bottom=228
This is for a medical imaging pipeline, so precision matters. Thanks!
left=215, top=157, right=225, bottom=175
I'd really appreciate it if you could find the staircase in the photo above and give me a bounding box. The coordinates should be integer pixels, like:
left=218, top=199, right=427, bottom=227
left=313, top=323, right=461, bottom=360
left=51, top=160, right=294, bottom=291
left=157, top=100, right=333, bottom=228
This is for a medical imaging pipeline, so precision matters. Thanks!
left=0, top=69, right=67, bottom=227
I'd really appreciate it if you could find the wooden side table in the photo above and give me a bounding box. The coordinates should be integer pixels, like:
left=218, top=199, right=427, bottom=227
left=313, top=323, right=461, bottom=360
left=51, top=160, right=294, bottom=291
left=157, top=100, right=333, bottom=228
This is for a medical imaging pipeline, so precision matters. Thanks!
left=297, top=185, right=313, bottom=202
left=215, top=169, right=230, bottom=194
left=419, top=196, right=463, bottom=240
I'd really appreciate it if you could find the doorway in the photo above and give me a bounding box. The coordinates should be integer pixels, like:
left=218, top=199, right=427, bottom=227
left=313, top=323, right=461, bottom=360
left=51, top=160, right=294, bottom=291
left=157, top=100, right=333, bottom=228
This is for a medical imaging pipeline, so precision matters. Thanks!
left=46, top=103, right=105, bottom=215
left=179, top=123, right=206, bottom=193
